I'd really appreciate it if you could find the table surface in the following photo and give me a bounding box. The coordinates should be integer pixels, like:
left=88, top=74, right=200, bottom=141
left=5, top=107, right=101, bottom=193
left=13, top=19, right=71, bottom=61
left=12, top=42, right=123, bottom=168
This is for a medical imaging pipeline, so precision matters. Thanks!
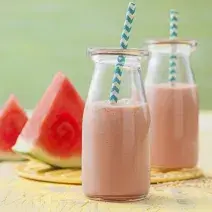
left=0, top=111, right=212, bottom=212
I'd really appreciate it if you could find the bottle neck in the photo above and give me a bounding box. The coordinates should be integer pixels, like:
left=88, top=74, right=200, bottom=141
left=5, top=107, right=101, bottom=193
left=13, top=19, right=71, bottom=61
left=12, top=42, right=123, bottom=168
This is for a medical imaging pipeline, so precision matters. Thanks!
left=145, top=44, right=196, bottom=85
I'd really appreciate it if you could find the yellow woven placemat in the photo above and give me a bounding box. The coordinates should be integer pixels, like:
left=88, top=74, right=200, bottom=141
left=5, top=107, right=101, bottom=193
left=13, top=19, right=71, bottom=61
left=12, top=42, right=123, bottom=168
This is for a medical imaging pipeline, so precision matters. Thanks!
left=16, top=160, right=81, bottom=184
left=151, top=167, right=203, bottom=183
left=0, top=151, right=26, bottom=161
left=16, top=160, right=204, bottom=185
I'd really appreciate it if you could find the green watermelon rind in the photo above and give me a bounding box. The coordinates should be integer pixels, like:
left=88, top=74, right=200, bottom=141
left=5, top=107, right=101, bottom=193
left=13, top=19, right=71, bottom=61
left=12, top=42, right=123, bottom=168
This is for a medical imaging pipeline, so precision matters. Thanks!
left=12, top=136, right=81, bottom=168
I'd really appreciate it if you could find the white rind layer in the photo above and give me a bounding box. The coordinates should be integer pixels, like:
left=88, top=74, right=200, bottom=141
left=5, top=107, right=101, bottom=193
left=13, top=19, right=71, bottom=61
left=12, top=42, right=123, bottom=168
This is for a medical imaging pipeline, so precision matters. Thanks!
left=12, top=136, right=81, bottom=168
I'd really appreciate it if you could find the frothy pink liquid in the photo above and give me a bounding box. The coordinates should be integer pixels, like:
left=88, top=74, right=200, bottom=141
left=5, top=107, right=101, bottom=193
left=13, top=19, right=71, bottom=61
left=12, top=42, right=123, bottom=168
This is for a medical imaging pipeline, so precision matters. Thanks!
left=146, top=83, right=199, bottom=169
left=82, top=100, right=150, bottom=201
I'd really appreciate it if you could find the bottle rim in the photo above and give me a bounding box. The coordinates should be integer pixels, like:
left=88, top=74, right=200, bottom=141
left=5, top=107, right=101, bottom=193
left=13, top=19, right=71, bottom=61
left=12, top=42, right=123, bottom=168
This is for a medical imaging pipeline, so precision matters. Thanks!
left=87, top=48, right=149, bottom=57
left=145, top=38, right=197, bottom=50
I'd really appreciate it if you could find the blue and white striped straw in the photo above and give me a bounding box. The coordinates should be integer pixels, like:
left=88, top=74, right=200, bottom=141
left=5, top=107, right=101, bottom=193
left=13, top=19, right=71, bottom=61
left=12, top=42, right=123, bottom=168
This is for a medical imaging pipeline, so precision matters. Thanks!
left=109, top=2, right=136, bottom=103
left=169, top=9, right=179, bottom=84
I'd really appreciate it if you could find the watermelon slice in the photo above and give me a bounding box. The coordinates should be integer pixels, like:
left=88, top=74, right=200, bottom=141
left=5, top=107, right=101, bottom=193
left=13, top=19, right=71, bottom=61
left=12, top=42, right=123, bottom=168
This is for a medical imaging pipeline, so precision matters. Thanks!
left=0, top=94, right=28, bottom=160
left=12, top=72, right=84, bottom=168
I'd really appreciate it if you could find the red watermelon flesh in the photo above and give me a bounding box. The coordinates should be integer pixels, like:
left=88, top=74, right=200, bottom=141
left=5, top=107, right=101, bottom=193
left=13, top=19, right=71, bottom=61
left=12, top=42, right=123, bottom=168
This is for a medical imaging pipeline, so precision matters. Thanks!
left=13, top=72, right=85, bottom=168
left=0, top=94, right=28, bottom=152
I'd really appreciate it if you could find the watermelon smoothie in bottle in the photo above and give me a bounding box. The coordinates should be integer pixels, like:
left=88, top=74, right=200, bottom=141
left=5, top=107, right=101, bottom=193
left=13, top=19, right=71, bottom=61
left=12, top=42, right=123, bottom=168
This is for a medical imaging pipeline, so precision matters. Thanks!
left=145, top=39, right=199, bottom=169
left=82, top=48, right=150, bottom=201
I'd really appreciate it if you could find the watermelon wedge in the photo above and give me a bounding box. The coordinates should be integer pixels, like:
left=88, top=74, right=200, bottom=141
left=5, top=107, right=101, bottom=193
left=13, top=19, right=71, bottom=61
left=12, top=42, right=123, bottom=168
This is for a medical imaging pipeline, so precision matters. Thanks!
left=12, top=72, right=84, bottom=168
left=0, top=94, right=28, bottom=160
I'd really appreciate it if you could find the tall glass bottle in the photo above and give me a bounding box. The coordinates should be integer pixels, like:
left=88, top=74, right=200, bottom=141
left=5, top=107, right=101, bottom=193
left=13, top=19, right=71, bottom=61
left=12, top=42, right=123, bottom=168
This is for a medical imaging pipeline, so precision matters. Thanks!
left=82, top=48, right=150, bottom=201
left=145, top=39, right=199, bottom=169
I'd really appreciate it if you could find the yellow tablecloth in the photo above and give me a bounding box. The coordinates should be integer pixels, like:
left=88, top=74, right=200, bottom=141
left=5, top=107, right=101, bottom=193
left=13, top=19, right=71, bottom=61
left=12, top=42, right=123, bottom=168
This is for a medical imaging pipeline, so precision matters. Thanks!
left=0, top=111, right=212, bottom=212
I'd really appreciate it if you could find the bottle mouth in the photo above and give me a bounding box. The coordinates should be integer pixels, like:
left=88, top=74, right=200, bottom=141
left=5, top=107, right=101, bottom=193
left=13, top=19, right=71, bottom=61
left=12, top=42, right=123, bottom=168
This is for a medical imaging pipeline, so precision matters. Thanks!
left=145, top=38, right=197, bottom=51
left=87, top=48, right=149, bottom=57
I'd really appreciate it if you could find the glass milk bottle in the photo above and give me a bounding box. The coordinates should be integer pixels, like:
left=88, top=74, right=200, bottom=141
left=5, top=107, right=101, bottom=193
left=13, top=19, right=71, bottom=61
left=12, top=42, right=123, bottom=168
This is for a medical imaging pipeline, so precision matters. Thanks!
left=145, top=39, right=199, bottom=169
left=82, top=48, right=150, bottom=201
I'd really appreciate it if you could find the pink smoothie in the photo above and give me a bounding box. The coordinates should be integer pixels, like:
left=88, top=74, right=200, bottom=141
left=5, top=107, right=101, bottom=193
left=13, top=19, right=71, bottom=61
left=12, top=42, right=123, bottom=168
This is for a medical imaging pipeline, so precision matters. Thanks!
left=146, top=83, right=199, bottom=169
left=82, top=100, right=150, bottom=201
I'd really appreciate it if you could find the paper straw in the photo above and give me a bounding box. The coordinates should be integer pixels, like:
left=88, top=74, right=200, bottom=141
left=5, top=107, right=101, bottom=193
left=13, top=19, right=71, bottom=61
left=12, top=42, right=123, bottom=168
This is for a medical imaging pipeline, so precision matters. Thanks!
left=169, top=9, right=179, bottom=85
left=109, top=2, right=136, bottom=103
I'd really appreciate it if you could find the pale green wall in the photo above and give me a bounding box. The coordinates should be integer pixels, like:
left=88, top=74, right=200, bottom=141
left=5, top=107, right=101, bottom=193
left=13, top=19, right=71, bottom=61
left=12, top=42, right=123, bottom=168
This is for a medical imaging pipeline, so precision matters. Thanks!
left=0, top=0, right=211, bottom=109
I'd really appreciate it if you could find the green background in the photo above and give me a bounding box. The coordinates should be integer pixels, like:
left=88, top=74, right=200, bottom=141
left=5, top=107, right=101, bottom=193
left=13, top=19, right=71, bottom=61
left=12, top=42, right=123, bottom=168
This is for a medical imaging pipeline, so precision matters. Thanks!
left=0, top=0, right=211, bottom=109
